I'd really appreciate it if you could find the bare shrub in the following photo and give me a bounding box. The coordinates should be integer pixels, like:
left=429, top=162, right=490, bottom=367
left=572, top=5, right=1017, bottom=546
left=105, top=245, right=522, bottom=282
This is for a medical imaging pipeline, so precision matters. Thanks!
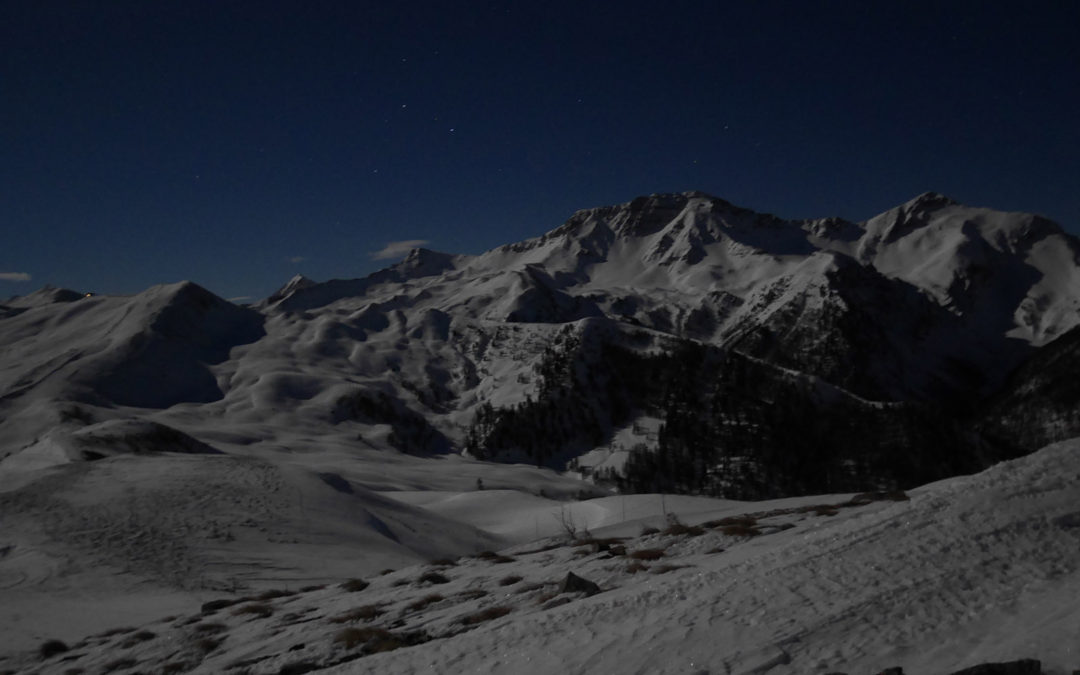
left=459, top=606, right=512, bottom=625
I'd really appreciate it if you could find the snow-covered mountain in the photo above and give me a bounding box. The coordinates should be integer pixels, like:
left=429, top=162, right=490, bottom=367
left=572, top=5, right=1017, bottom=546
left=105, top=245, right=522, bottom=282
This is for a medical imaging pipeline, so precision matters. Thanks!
left=1, top=191, right=1079, bottom=663
left=2, top=191, right=1078, bottom=483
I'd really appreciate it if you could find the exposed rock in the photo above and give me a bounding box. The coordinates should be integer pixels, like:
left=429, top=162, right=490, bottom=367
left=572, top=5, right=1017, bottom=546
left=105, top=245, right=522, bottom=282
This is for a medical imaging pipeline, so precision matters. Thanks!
left=948, top=659, right=1041, bottom=675
left=558, top=572, right=600, bottom=596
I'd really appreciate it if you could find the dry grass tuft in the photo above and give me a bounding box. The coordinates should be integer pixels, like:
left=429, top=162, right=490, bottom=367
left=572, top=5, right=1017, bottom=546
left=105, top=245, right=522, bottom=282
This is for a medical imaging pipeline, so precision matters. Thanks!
left=256, top=588, right=296, bottom=601
left=625, top=561, right=649, bottom=574
left=427, top=558, right=458, bottom=567
left=201, top=598, right=239, bottom=614
left=719, top=523, right=761, bottom=537
left=339, top=578, right=370, bottom=593
left=499, top=575, right=523, bottom=586
left=197, top=636, right=225, bottom=653
left=231, top=602, right=274, bottom=619
left=535, top=591, right=558, bottom=604
left=96, top=627, right=136, bottom=638
left=627, top=548, right=665, bottom=561
left=457, top=588, right=489, bottom=600
left=120, top=630, right=156, bottom=647
left=329, top=605, right=384, bottom=623
left=517, top=541, right=565, bottom=555
left=334, top=626, right=392, bottom=650
left=703, top=515, right=757, bottom=529
left=38, top=639, right=69, bottom=659
left=102, top=657, right=138, bottom=672
left=192, top=622, right=228, bottom=634
left=639, top=526, right=660, bottom=536
left=650, top=564, right=687, bottom=574
left=473, top=551, right=516, bottom=563
left=540, top=596, right=573, bottom=610
left=333, top=627, right=428, bottom=654
left=417, top=571, right=450, bottom=585
left=407, top=594, right=444, bottom=612
left=459, top=606, right=512, bottom=625
left=662, top=521, right=705, bottom=537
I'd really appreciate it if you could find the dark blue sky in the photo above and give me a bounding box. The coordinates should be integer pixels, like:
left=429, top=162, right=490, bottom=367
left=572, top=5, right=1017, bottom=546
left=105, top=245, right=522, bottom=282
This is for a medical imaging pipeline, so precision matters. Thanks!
left=3, top=1, right=1078, bottom=301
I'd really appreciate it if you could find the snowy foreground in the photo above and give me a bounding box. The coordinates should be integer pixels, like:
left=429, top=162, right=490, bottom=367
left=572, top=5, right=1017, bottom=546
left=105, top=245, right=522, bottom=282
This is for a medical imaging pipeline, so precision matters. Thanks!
left=3, top=441, right=1078, bottom=674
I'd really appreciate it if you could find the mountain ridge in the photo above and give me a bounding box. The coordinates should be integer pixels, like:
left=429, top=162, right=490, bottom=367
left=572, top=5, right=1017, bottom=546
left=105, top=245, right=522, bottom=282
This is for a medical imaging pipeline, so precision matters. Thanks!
left=2, top=191, right=1078, bottom=493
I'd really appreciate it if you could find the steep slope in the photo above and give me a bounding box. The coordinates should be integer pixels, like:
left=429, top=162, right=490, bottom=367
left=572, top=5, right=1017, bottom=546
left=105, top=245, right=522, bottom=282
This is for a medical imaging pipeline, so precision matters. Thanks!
left=975, top=325, right=1080, bottom=453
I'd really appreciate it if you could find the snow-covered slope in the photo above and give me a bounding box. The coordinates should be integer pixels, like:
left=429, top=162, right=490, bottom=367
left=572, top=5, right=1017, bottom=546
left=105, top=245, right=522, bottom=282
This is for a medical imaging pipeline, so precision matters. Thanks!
left=6, top=440, right=1078, bottom=674
left=1, top=191, right=1078, bottom=662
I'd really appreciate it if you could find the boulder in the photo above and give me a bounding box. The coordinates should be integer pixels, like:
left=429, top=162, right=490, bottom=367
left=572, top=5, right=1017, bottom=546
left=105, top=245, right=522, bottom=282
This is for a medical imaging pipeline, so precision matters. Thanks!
left=558, top=572, right=600, bottom=596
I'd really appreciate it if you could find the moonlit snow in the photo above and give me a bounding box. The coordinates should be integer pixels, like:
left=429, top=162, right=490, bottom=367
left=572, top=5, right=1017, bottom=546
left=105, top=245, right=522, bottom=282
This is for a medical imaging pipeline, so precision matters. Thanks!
left=1, top=191, right=1078, bottom=673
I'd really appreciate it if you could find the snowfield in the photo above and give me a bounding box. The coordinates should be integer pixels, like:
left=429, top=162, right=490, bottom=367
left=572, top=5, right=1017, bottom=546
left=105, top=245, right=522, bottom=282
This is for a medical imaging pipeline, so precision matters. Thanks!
left=2, top=440, right=1077, bottom=674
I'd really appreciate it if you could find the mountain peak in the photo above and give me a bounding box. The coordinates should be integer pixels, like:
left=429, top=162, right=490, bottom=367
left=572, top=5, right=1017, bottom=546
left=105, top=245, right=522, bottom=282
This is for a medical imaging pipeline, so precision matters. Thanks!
left=265, top=274, right=317, bottom=305
left=904, top=191, right=958, bottom=211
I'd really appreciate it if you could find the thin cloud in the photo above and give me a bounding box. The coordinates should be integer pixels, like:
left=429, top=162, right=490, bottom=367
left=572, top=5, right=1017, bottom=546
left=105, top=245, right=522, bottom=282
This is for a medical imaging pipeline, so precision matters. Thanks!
left=371, top=239, right=430, bottom=260
left=287, top=256, right=307, bottom=264
left=0, top=272, right=31, bottom=282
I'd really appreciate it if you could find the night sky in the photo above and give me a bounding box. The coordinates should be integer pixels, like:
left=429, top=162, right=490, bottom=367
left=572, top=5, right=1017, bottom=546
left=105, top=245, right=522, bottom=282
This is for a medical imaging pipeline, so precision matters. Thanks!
left=3, top=1, right=1078, bottom=301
